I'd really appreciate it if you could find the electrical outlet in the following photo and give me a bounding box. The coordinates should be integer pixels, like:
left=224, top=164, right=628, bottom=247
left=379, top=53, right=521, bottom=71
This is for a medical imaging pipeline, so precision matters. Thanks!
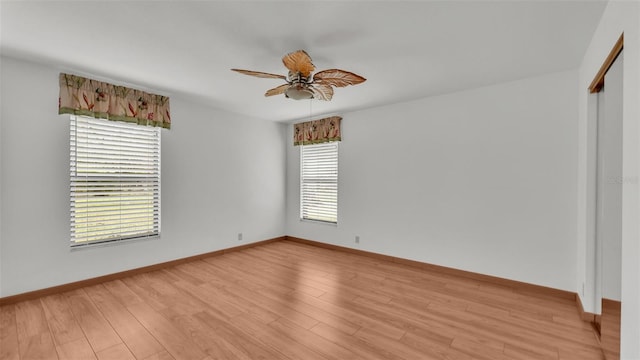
left=355, top=235, right=360, bottom=244
left=238, top=233, right=243, bottom=241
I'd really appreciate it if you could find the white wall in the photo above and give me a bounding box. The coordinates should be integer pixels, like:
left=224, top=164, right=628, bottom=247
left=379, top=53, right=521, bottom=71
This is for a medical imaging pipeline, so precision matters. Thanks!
left=0, top=56, right=287, bottom=297
left=286, top=70, right=579, bottom=292
left=576, top=2, right=640, bottom=358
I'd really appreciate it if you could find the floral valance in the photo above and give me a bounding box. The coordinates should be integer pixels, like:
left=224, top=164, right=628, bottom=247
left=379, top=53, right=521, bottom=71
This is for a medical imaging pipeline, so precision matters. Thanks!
left=293, top=116, right=341, bottom=146
left=59, top=73, right=171, bottom=129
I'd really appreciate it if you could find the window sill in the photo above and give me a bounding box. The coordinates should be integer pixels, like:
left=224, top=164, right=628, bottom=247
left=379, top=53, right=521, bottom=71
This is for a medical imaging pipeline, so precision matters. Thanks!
left=300, top=218, right=338, bottom=226
left=70, top=235, right=160, bottom=251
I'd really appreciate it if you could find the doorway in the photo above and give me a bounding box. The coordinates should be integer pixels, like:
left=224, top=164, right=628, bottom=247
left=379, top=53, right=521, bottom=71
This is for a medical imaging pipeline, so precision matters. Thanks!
left=590, top=35, right=623, bottom=360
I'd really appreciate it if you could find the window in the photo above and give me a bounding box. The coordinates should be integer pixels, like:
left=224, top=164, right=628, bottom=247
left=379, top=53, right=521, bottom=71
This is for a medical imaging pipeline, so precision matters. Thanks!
left=70, top=116, right=160, bottom=246
left=300, top=142, right=338, bottom=223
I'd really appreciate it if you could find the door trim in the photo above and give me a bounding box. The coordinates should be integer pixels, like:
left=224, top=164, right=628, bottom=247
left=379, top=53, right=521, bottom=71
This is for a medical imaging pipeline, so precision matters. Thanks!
left=589, top=33, right=624, bottom=93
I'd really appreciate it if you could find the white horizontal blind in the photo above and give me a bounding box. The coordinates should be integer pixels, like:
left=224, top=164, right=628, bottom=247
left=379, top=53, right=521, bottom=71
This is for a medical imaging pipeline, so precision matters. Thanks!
left=301, top=142, right=338, bottom=223
left=70, top=116, right=160, bottom=246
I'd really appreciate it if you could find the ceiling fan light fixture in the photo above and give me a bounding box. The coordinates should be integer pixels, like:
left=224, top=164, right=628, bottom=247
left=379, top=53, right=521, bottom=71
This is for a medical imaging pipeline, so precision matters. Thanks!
left=285, top=86, right=314, bottom=100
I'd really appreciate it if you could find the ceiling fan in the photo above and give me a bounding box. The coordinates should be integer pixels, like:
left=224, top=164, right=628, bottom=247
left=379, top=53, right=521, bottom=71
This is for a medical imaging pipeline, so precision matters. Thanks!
left=231, top=50, right=366, bottom=101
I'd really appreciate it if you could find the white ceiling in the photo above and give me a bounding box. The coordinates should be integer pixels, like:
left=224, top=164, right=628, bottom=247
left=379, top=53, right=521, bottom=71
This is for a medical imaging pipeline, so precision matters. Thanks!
left=1, top=1, right=607, bottom=122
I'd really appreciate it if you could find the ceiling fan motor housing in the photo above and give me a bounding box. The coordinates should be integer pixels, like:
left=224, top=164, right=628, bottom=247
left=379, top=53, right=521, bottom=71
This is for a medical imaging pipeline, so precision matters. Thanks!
left=285, top=74, right=314, bottom=99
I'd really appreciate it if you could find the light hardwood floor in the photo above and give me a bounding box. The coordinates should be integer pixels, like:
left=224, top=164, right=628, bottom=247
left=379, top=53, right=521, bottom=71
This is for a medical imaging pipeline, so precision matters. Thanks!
left=1, top=240, right=604, bottom=360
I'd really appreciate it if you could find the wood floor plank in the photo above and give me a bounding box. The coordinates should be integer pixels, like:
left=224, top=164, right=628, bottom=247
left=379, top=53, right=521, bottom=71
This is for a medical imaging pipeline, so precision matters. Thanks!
left=204, top=274, right=320, bottom=330
left=601, top=299, right=621, bottom=360
left=230, top=313, right=329, bottom=360
left=194, top=279, right=281, bottom=325
left=206, top=253, right=298, bottom=295
left=0, top=240, right=606, bottom=360
left=353, top=326, right=429, bottom=360
left=17, top=334, right=58, bottom=360
left=168, top=279, right=245, bottom=321
left=242, top=245, right=394, bottom=304
left=123, top=271, right=210, bottom=317
left=450, top=337, right=512, bottom=360
left=310, top=322, right=404, bottom=360
left=351, top=295, right=457, bottom=339
left=14, top=300, right=58, bottom=360
left=400, top=331, right=476, bottom=360
left=158, top=309, right=253, bottom=360
left=0, top=305, right=20, bottom=360
left=101, top=280, right=145, bottom=306
left=503, top=343, right=560, bottom=360
left=141, top=351, right=175, bottom=360
left=55, top=338, right=97, bottom=360
left=276, top=291, right=361, bottom=335
left=425, top=301, right=562, bottom=358
left=198, top=259, right=320, bottom=329
left=557, top=344, right=605, bottom=360
left=14, top=300, right=49, bottom=339
left=225, top=249, right=328, bottom=297
left=40, top=294, right=85, bottom=346
left=286, top=289, right=406, bottom=340
left=126, top=302, right=209, bottom=360
left=95, top=343, right=136, bottom=360
left=85, top=284, right=165, bottom=359
left=65, top=289, right=122, bottom=353
left=194, top=310, right=290, bottom=360
left=270, top=317, right=363, bottom=360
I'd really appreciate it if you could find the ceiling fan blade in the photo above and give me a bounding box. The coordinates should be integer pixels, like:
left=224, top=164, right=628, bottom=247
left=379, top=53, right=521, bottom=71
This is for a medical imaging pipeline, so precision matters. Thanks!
left=313, top=69, right=366, bottom=87
left=309, top=83, right=334, bottom=101
left=231, top=69, right=286, bottom=80
left=282, top=50, right=315, bottom=77
left=265, top=83, right=290, bottom=97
